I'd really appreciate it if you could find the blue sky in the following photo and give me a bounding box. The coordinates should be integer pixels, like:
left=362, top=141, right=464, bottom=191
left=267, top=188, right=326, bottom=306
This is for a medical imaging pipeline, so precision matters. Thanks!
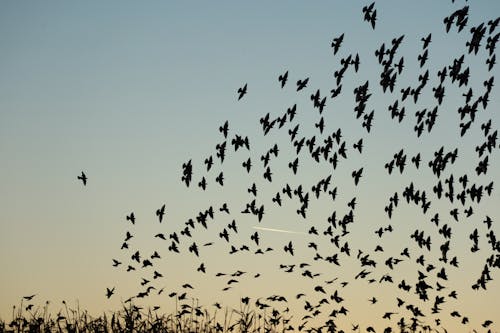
left=1, top=1, right=499, bottom=331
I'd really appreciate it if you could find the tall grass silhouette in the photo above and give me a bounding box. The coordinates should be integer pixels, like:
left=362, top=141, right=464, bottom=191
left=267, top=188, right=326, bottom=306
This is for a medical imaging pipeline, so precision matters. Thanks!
left=1, top=298, right=298, bottom=333
left=2, top=298, right=477, bottom=333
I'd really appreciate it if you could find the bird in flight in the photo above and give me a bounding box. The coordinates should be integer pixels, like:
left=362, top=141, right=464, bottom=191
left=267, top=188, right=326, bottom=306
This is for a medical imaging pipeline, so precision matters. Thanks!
left=106, top=287, right=115, bottom=299
left=126, top=212, right=135, bottom=224
left=331, top=33, right=345, bottom=55
left=219, top=120, right=229, bottom=138
left=296, top=77, right=310, bottom=91
left=279, top=70, right=289, bottom=88
left=284, top=241, right=294, bottom=256
left=77, top=171, right=87, bottom=186
left=156, top=204, right=166, bottom=223
left=362, top=2, right=377, bottom=29
left=237, top=83, right=247, bottom=100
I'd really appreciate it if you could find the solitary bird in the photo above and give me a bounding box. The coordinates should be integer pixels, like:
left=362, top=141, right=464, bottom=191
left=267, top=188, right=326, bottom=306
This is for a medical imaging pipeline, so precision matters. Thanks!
left=156, top=204, right=166, bottom=223
left=106, top=287, right=115, bottom=299
left=278, top=70, right=289, bottom=88
left=77, top=171, right=87, bottom=186
left=126, top=212, right=135, bottom=224
left=238, top=83, right=248, bottom=100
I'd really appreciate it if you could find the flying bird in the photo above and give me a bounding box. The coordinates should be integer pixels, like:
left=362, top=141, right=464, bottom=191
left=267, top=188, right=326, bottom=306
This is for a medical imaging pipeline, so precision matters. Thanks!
left=106, top=287, right=115, bottom=299
left=278, top=70, right=289, bottom=88
left=237, top=83, right=247, bottom=100
left=77, top=171, right=87, bottom=186
left=126, top=212, right=135, bottom=224
left=156, top=204, right=166, bottom=223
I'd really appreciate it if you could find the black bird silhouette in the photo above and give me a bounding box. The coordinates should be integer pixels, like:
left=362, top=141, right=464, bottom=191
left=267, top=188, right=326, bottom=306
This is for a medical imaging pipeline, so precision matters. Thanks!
left=181, top=159, right=193, bottom=187
left=197, top=263, right=206, bottom=273
left=331, top=33, right=345, bottom=55
left=124, top=231, right=133, bottom=242
left=382, top=312, right=397, bottom=320
left=296, top=77, right=309, bottom=91
left=106, top=287, right=115, bottom=299
left=202, top=157, right=213, bottom=173
left=362, top=2, right=377, bottom=29
left=278, top=70, right=288, bottom=88
left=353, top=138, right=363, bottom=153
left=77, top=171, right=87, bottom=186
left=189, top=242, right=199, bottom=257
left=418, top=49, right=428, bottom=68
left=131, top=250, right=141, bottom=263
left=219, top=120, right=229, bottom=138
left=352, top=168, right=363, bottom=185
left=352, top=53, right=360, bottom=72
left=272, top=192, right=282, bottom=206
left=156, top=204, right=165, bottom=223
left=263, top=166, right=272, bottom=182
left=284, top=241, right=294, bottom=256
left=227, top=219, right=237, bottom=232
left=286, top=157, right=299, bottom=175
left=237, top=83, right=247, bottom=100
left=219, top=228, right=229, bottom=242
left=198, top=176, right=207, bottom=190
left=250, top=231, right=260, bottom=246
left=421, top=33, right=432, bottom=49
left=126, top=212, right=135, bottom=224
left=242, top=157, right=252, bottom=173
left=215, top=171, right=224, bottom=186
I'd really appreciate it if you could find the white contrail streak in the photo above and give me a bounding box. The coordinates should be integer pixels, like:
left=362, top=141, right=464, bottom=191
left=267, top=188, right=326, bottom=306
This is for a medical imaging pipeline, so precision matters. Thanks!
left=252, top=226, right=306, bottom=235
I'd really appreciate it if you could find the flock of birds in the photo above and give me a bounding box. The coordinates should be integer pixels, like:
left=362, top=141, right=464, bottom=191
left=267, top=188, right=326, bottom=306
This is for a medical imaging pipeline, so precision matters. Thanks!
left=73, top=2, right=500, bottom=333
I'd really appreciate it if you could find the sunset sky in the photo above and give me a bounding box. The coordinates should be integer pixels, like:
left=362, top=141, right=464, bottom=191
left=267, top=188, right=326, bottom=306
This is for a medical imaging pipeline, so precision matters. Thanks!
left=1, top=1, right=499, bottom=331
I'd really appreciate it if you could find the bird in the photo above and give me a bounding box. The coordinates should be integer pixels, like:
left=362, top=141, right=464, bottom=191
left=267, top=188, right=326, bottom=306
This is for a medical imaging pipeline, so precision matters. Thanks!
left=284, top=241, right=294, bottom=256
left=204, top=156, right=213, bottom=171
left=250, top=231, right=260, bottom=246
left=353, top=138, right=363, bottom=153
left=77, top=171, right=87, bottom=186
left=362, top=2, right=377, bottom=29
left=296, top=78, right=309, bottom=91
left=421, top=33, right=432, bottom=49
left=242, top=157, right=252, bottom=173
left=278, top=70, right=289, bottom=88
left=198, top=176, right=207, bottom=190
left=382, top=312, right=397, bottom=319
left=106, top=287, right=115, bottom=299
left=352, top=168, right=364, bottom=185
left=156, top=204, right=166, bottom=223
left=219, top=120, right=229, bottom=138
left=288, top=157, right=299, bottom=174
left=215, top=171, right=224, bottom=186
left=126, top=212, right=135, bottom=224
left=237, top=83, right=247, bottom=100
left=331, top=33, right=345, bottom=55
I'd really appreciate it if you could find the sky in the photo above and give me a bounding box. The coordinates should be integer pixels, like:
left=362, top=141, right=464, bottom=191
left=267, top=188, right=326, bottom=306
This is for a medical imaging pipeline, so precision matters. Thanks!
left=1, top=1, right=499, bottom=331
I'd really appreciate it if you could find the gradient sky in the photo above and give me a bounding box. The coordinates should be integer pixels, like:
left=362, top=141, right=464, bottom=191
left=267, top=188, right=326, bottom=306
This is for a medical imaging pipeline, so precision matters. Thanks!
left=1, top=1, right=499, bottom=332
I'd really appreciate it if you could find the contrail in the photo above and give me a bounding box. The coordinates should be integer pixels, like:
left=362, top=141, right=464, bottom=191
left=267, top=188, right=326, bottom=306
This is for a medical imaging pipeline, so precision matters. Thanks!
left=252, top=226, right=306, bottom=235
